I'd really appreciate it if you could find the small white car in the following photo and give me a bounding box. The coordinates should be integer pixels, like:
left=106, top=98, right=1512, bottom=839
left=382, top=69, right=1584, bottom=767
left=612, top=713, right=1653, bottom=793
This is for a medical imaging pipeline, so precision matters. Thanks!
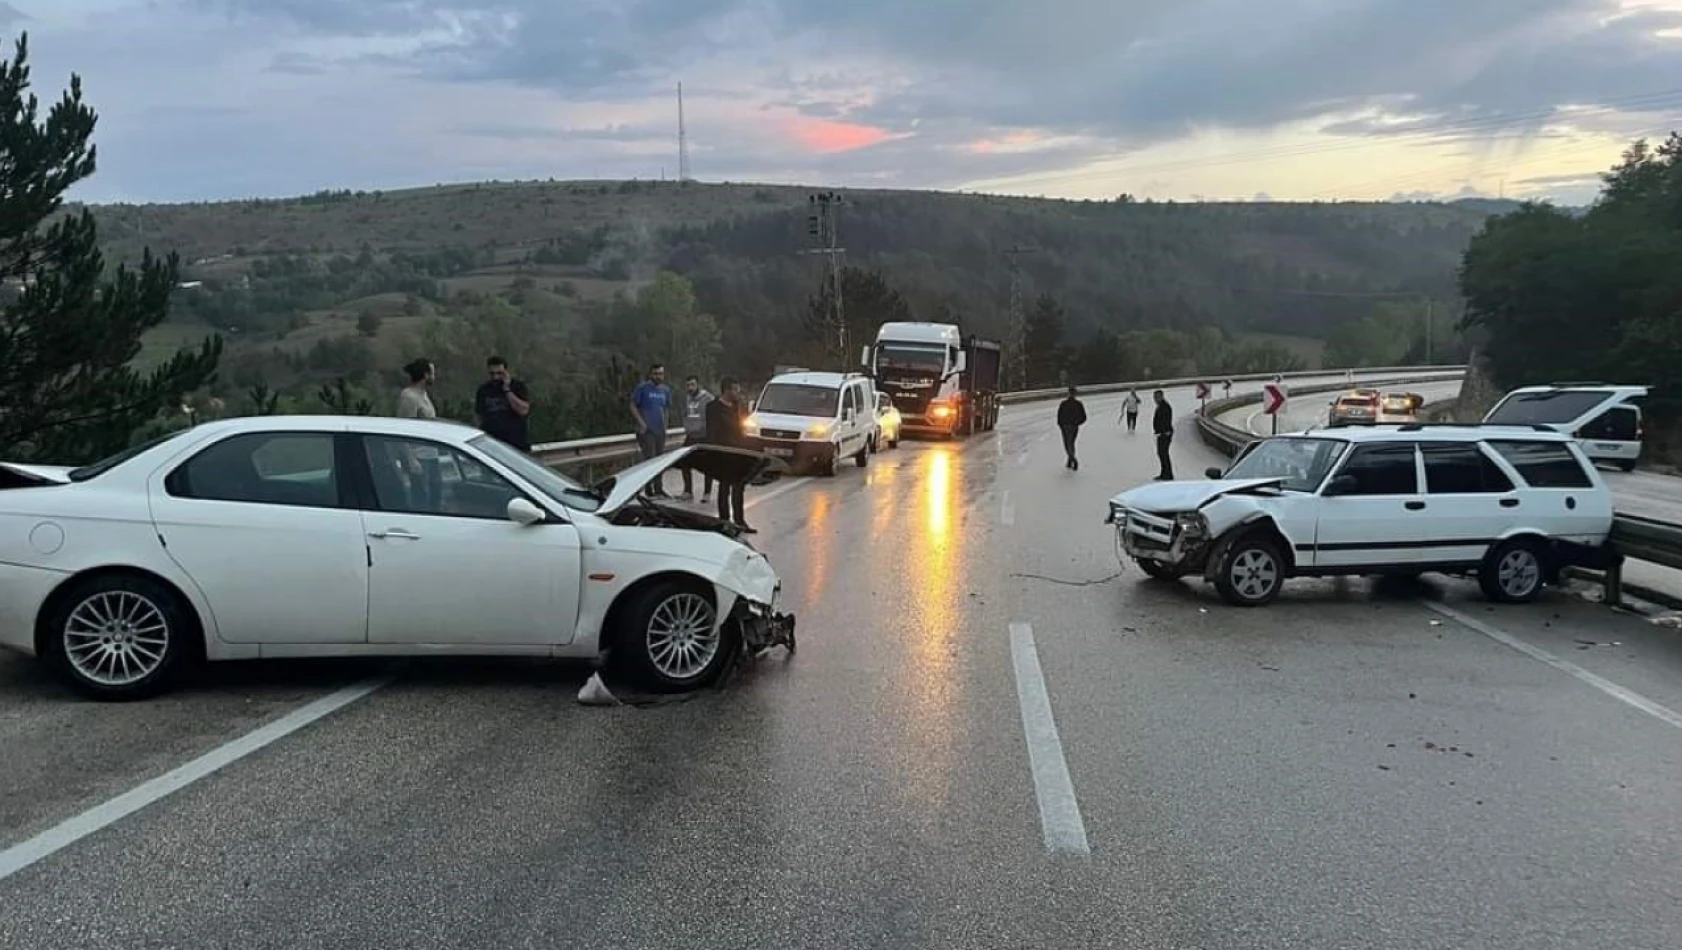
left=0, top=416, right=795, bottom=700
left=873, top=390, right=902, bottom=451
left=1106, top=425, right=1616, bottom=606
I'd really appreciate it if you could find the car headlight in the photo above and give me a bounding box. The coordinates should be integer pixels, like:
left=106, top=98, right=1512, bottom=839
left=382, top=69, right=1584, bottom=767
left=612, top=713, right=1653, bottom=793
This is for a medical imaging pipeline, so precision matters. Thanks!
left=1174, top=512, right=1208, bottom=538
left=803, top=421, right=832, bottom=439
left=929, top=402, right=954, bottom=420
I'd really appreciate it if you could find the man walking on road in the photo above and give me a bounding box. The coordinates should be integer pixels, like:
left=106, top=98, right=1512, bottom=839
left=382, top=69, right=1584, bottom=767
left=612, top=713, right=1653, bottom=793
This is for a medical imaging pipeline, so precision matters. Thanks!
left=1152, top=389, right=1175, bottom=480
left=630, top=363, right=672, bottom=497
left=678, top=374, right=714, bottom=503
left=1119, top=389, right=1141, bottom=432
left=1057, top=386, right=1087, bottom=470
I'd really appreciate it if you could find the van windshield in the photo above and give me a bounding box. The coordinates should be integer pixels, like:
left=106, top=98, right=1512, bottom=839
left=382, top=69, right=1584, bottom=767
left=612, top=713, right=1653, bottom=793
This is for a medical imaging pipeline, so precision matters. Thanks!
left=756, top=383, right=839, bottom=417
left=1485, top=390, right=1614, bottom=425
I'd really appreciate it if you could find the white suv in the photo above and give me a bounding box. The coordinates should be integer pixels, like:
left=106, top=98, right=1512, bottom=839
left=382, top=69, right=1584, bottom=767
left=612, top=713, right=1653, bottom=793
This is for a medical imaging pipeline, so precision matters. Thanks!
left=1106, top=425, right=1616, bottom=607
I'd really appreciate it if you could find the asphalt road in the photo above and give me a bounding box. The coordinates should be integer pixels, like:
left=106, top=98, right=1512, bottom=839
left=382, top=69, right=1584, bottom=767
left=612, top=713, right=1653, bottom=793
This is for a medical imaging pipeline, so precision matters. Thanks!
left=4, top=371, right=1682, bottom=949
left=1224, top=378, right=1682, bottom=525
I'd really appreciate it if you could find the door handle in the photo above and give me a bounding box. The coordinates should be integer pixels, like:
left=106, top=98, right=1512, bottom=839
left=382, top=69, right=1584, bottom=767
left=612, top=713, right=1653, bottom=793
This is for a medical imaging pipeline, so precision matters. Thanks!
left=368, top=528, right=420, bottom=540
left=1404, top=501, right=1426, bottom=510
left=1499, top=498, right=1520, bottom=508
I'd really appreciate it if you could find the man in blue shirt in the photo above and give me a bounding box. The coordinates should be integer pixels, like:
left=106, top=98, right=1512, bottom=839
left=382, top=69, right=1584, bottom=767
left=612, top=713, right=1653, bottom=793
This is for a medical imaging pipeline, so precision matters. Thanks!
left=629, top=362, right=672, bottom=497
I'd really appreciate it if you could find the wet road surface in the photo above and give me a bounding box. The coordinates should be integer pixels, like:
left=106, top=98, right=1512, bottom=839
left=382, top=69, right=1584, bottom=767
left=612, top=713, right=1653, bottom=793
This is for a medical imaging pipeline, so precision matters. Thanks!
left=3, top=373, right=1682, bottom=949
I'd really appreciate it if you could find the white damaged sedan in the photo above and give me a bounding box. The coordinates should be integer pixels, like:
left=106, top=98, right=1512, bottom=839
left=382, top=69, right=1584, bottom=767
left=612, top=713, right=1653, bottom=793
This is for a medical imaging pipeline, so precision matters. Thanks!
left=0, top=415, right=795, bottom=700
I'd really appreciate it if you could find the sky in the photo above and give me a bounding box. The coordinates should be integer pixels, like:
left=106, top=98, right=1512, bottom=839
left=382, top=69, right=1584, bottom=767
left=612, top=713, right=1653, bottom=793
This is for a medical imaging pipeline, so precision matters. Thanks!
left=5, top=0, right=1682, bottom=206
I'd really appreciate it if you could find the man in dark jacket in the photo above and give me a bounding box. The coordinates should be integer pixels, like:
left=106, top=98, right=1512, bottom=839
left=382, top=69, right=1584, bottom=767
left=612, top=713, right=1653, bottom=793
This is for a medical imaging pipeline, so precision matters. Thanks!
left=1056, top=386, right=1087, bottom=470
left=704, top=376, right=755, bottom=533
left=1152, top=389, right=1175, bottom=480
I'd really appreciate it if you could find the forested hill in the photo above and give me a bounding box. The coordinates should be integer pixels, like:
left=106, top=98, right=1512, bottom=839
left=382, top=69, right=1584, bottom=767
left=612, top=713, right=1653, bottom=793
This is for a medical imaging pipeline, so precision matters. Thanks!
left=83, top=181, right=1511, bottom=351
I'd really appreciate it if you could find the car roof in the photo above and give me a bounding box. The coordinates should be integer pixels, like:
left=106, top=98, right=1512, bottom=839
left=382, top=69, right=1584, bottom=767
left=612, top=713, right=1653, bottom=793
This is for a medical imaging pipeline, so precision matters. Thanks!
left=1504, top=383, right=1648, bottom=396
left=763, top=371, right=863, bottom=388
left=183, top=414, right=483, bottom=441
left=1285, top=424, right=1578, bottom=444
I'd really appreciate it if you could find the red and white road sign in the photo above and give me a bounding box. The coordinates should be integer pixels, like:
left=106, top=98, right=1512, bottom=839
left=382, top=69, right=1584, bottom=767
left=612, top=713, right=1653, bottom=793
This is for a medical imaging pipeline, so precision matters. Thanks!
left=1194, top=382, right=1210, bottom=399
left=1262, top=382, right=1287, bottom=415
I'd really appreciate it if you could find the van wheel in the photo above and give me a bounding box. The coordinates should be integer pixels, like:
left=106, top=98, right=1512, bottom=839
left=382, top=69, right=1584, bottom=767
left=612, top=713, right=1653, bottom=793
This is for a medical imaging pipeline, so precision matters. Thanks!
left=1211, top=532, right=1285, bottom=607
left=819, top=450, right=838, bottom=477
left=1479, top=537, right=1548, bottom=603
left=855, top=444, right=868, bottom=468
left=1618, top=460, right=1636, bottom=473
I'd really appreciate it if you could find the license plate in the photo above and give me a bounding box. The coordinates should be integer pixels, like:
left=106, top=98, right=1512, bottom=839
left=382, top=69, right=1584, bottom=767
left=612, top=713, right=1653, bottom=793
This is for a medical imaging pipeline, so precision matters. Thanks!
left=767, top=447, right=794, bottom=457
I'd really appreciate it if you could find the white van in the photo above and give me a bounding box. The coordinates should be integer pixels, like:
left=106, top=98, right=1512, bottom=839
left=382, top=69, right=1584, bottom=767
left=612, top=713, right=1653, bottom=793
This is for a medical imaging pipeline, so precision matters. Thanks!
left=1481, top=384, right=1648, bottom=471
left=742, top=371, right=877, bottom=476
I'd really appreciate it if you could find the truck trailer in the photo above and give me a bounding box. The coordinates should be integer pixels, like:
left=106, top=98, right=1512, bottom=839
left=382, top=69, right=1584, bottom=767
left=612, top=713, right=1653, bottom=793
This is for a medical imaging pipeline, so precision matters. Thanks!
left=861, top=321, right=1002, bottom=438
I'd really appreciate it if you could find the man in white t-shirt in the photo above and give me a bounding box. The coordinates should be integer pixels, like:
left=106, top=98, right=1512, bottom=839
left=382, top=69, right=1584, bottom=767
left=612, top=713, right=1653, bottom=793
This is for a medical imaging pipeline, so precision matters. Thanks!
left=395, top=358, right=441, bottom=508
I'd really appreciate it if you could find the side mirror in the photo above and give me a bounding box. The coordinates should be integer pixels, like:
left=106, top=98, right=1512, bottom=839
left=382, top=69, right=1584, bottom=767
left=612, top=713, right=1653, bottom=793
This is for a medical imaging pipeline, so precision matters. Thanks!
left=1323, top=474, right=1359, bottom=497
left=953, top=351, right=968, bottom=374
left=859, top=345, right=871, bottom=368
left=1204, top=466, right=1224, bottom=480
left=507, top=497, right=546, bottom=525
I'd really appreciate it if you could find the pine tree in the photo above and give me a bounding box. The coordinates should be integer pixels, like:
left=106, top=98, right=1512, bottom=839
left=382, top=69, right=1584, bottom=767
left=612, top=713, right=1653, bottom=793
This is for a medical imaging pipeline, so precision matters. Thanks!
left=0, top=34, right=221, bottom=463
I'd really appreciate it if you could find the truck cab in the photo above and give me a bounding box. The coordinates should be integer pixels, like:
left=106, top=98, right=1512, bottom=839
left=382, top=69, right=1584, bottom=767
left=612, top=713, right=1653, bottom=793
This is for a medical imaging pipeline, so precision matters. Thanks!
left=861, top=322, right=999, bottom=437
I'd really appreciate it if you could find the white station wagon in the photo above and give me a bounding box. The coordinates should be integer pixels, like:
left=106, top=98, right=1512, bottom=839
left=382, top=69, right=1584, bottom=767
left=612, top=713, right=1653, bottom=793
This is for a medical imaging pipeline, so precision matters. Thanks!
left=1106, top=425, right=1618, bottom=606
left=0, top=416, right=795, bottom=700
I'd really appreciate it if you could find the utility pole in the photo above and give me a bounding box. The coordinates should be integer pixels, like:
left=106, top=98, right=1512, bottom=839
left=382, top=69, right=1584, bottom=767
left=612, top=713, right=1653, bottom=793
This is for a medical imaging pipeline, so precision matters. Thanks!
left=1424, top=297, right=1434, bottom=364
left=1006, top=244, right=1036, bottom=391
left=676, top=82, right=691, bottom=184
left=802, top=192, right=847, bottom=367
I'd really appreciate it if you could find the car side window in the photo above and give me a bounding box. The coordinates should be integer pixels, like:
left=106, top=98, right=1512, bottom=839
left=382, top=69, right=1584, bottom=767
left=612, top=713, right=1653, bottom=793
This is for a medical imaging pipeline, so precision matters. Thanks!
left=166, top=432, right=342, bottom=509
left=362, top=435, right=523, bottom=520
left=1486, top=439, right=1594, bottom=488
left=1422, top=442, right=1514, bottom=494
left=1578, top=406, right=1639, bottom=441
left=1334, top=443, right=1418, bottom=495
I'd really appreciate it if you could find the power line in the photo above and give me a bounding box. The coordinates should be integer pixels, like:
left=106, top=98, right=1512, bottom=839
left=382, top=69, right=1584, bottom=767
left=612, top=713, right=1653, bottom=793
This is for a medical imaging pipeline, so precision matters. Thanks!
left=801, top=192, right=846, bottom=366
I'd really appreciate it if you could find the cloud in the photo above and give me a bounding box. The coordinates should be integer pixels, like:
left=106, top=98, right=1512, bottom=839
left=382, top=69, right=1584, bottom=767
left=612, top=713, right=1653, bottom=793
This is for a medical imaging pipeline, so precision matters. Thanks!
left=13, top=0, right=1682, bottom=202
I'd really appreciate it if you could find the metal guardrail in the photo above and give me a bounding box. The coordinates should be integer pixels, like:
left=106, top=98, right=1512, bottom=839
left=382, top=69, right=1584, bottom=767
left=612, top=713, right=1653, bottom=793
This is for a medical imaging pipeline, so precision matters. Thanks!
left=1194, top=381, right=1682, bottom=608
left=535, top=364, right=1470, bottom=474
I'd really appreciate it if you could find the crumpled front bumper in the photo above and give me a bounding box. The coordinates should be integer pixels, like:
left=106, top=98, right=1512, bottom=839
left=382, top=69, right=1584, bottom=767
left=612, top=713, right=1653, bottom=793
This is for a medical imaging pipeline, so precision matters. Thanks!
left=730, top=583, right=797, bottom=654
left=1107, top=503, right=1209, bottom=570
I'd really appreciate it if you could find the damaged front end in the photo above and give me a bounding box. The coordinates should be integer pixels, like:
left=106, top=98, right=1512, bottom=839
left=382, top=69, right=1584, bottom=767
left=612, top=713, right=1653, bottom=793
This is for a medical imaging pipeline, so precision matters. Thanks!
left=1106, top=500, right=1214, bottom=574
left=715, top=546, right=796, bottom=660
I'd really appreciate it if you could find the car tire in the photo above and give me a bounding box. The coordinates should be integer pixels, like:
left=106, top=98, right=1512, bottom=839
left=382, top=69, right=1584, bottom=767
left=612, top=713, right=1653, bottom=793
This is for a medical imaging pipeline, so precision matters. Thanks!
left=613, top=578, right=735, bottom=691
left=1211, top=532, right=1286, bottom=607
left=1618, top=460, right=1637, bottom=473
left=1479, top=536, right=1549, bottom=604
left=41, top=573, right=195, bottom=701
left=1135, top=558, right=1185, bottom=581
left=855, top=444, right=868, bottom=468
left=818, top=448, right=838, bottom=477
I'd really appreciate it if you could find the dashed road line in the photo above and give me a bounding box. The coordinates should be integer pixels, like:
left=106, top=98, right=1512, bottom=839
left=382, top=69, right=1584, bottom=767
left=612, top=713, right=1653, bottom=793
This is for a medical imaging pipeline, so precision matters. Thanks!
left=0, top=676, right=392, bottom=883
left=1008, top=622, right=1090, bottom=855
left=1000, top=490, right=1015, bottom=526
left=1425, top=601, right=1682, bottom=731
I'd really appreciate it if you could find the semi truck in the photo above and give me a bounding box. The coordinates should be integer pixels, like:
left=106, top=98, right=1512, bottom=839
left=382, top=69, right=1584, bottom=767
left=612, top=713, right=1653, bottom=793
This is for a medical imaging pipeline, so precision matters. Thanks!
left=860, top=321, right=1001, bottom=438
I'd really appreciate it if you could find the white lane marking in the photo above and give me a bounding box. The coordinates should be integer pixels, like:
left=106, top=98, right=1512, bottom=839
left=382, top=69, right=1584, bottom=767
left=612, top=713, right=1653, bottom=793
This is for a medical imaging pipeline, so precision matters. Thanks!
left=1424, top=601, right=1682, bottom=731
left=1000, top=490, right=1015, bottom=526
left=744, top=476, right=808, bottom=510
left=0, top=676, right=392, bottom=882
left=997, top=435, right=1005, bottom=457
left=1008, top=622, right=1090, bottom=855
left=1017, top=451, right=1030, bottom=467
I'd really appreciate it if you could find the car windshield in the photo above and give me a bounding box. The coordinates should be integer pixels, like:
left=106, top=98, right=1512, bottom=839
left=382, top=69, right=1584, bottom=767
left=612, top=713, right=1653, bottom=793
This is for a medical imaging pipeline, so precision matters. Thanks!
left=1484, top=390, right=1612, bottom=425
left=755, top=383, right=839, bottom=417
left=1225, top=436, right=1348, bottom=492
left=877, top=344, right=946, bottom=372
left=66, top=429, right=191, bottom=482
left=469, top=434, right=602, bottom=513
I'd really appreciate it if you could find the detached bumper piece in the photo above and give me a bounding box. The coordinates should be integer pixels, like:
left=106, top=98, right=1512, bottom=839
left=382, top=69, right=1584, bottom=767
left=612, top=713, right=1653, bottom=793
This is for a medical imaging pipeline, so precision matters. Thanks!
left=732, top=599, right=797, bottom=658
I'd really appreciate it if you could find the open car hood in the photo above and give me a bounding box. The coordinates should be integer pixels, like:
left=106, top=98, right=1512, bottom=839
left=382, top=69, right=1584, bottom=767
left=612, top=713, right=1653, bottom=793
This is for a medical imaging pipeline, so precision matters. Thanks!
left=1109, top=476, right=1286, bottom=514
left=593, top=445, right=788, bottom=515
left=0, top=462, right=74, bottom=488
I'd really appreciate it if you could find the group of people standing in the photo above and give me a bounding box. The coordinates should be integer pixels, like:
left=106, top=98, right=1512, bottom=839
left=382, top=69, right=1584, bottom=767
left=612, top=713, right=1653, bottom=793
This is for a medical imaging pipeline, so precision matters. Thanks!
left=628, top=363, right=756, bottom=533
left=1056, top=386, right=1176, bottom=480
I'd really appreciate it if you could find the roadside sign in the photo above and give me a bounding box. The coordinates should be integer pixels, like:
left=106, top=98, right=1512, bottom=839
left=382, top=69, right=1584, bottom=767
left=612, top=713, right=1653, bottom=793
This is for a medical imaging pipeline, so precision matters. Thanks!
left=1195, top=382, right=1210, bottom=399
left=1263, top=382, right=1287, bottom=434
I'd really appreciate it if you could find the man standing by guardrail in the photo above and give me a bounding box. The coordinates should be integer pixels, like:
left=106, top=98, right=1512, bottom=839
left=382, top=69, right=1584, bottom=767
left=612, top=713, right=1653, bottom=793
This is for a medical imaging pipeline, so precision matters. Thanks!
left=475, top=355, right=532, bottom=453
left=706, top=376, right=754, bottom=533
left=630, top=362, right=672, bottom=498
left=1152, top=389, right=1174, bottom=480
left=679, top=374, right=714, bottom=503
